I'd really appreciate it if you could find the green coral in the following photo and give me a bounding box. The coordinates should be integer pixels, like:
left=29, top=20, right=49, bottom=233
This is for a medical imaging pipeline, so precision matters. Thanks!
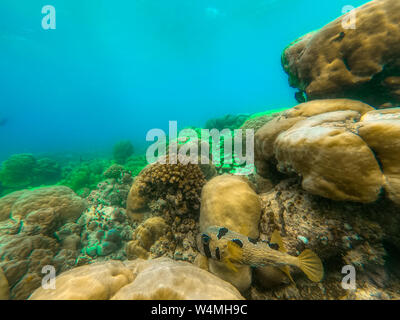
left=0, top=154, right=36, bottom=190
left=204, top=114, right=249, bottom=131
left=32, top=158, right=62, bottom=186
left=113, top=140, right=134, bottom=165
left=123, top=155, right=148, bottom=177
left=59, top=160, right=110, bottom=195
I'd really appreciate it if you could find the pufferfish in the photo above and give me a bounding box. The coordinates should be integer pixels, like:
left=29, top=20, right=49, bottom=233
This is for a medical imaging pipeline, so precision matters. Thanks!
left=197, top=226, right=324, bottom=283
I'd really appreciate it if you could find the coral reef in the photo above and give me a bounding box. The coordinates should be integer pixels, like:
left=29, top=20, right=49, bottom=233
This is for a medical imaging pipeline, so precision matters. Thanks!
left=205, top=114, right=249, bottom=131
left=126, top=217, right=173, bottom=260
left=29, top=258, right=244, bottom=300
left=123, top=155, right=148, bottom=177
left=113, top=140, right=134, bottom=165
left=0, top=186, right=87, bottom=223
left=0, top=154, right=37, bottom=192
left=282, top=0, right=400, bottom=107
left=75, top=205, right=134, bottom=263
left=126, top=156, right=206, bottom=263
left=251, top=178, right=400, bottom=299
left=29, top=260, right=134, bottom=300
left=127, top=156, right=206, bottom=222
left=59, top=159, right=110, bottom=196
left=0, top=186, right=87, bottom=299
left=255, top=100, right=400, bottom=203
left=0, top=154, right=63, bottom=196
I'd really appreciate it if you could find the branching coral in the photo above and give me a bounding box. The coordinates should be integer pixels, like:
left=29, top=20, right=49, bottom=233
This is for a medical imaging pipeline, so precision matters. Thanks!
left=127, top=155, right=206, bottom=221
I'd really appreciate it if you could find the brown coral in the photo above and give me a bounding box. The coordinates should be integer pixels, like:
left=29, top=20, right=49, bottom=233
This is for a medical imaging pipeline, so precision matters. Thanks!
left=255, top=100, right=400, bottom=203
left=282, top=0, right=400, bottom=107
left=126, top=156, right=206, bottom=223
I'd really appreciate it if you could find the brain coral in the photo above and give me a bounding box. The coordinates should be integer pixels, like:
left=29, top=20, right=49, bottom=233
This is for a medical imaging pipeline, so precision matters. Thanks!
left=255, top=99, right=400, bottom=204
left=126, top=156, right=206, bottom=222
left=282, top=0, right=400, bottom=107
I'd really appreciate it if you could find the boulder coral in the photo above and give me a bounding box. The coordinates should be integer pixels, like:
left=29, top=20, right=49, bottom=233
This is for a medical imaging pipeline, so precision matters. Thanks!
left=29, top=260, right=135, bottom=300
left=199, top=175, right=261, bottom=292
left=255, top=99, right=400, bottom=203
left=126, top=217, right=173, bottom=260
left=282, top=0, right=400, bottom=107
left=0, top=186, right=87, bottom=223
left=29, top=258, right=244, bottom=300
left=0, top=186, right=87, bottom=299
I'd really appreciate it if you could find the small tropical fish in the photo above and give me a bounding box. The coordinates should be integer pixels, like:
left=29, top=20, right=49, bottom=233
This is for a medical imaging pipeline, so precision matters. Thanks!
left=197, top=226, right=324, bottom=283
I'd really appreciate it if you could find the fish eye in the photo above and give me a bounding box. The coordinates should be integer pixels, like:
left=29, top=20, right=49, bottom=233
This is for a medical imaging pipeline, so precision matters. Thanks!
left=201, top=233, right=210, bottom=244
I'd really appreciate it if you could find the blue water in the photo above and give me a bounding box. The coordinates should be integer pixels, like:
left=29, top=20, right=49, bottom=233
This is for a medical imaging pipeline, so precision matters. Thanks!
left=0, top=0, right=370, bottom=161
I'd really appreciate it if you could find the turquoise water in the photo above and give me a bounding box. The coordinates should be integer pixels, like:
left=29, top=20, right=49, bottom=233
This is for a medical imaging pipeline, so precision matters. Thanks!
left=0, top=0, right=370, bottom=160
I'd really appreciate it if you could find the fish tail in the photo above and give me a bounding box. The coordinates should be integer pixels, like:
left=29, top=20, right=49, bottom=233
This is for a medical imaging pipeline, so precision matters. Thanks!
left=298, top=249, right=324, bottom=282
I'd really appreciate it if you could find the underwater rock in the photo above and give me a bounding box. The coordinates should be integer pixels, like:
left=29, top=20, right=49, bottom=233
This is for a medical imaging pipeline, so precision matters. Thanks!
left=282, top=0, right=400, bottom=107
left=29, top=260, right=135, bottom=300
left=258, top=179, right=398, bottom=285
left=255, top=100, right=400, bottom=203
left=112, top=258, right=244, bottom=300
left=199, top=175, right=261, bottom=293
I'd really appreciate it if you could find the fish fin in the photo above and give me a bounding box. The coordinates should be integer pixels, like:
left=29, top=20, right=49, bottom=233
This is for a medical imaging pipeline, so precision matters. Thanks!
left=298, top=249, right=324, bottom=282
left=279, top=266, right=296, bottom=286
left=227, top=240, right=244, bottom=262
left=223, top=240, right=243, bottom=272
left=224, top=257, right=238, bottom=273
left=270, top=229, right=287, bottom=253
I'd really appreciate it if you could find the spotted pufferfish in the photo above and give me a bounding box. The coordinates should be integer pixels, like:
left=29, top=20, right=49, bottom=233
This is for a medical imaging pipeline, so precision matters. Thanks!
left=197, top=226, right=324, bottom=283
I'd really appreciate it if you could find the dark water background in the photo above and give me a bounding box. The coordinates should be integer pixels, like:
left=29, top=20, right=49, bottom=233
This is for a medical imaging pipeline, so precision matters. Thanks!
left=0, top=0, right=370, bottom=161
